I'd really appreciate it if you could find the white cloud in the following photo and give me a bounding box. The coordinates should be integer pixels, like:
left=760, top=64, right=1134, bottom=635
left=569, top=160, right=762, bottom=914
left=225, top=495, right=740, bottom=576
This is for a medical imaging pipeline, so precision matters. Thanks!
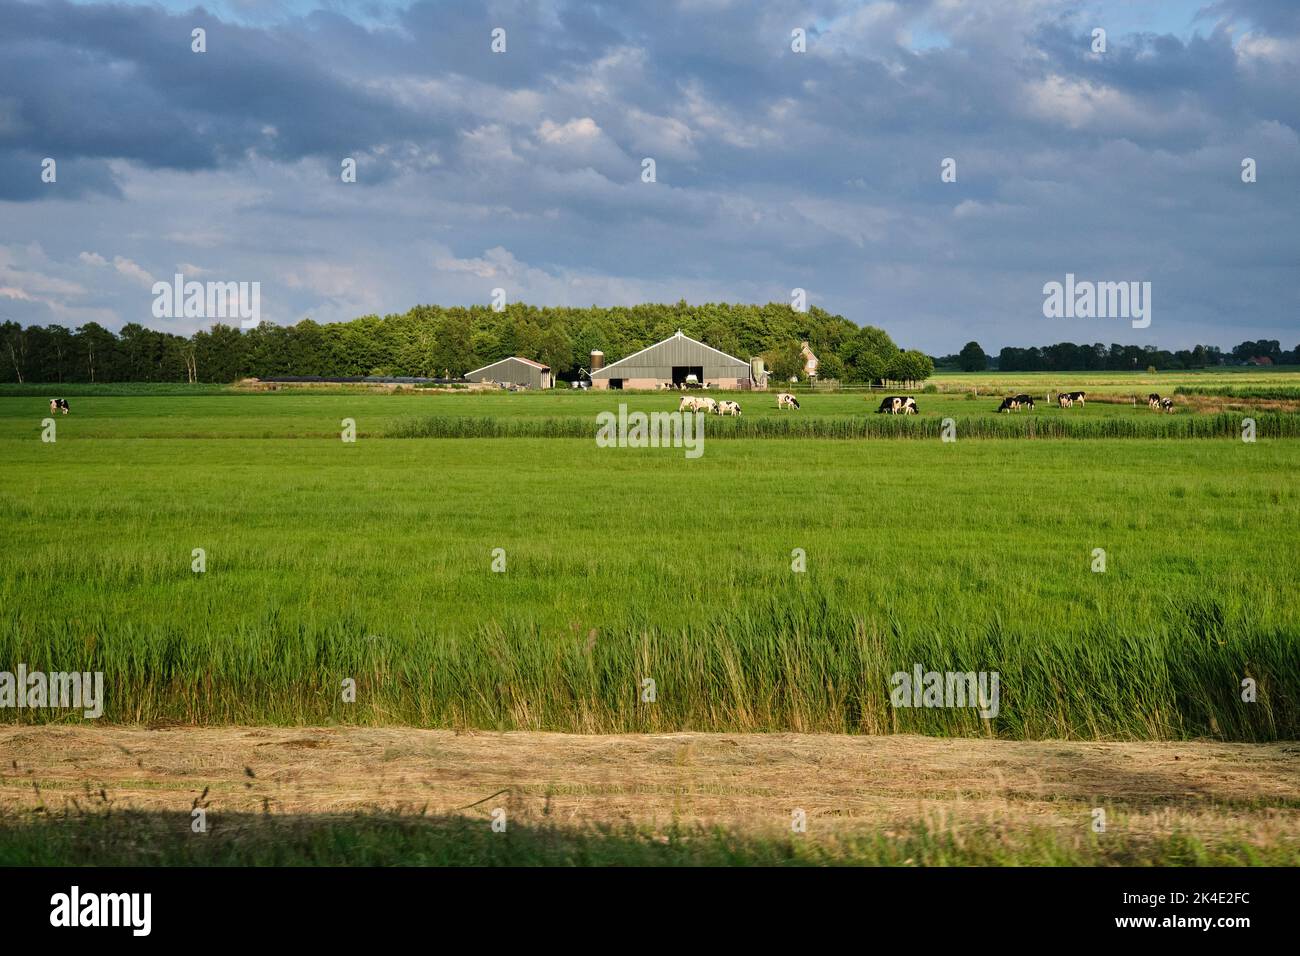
left=112, top=256, right=154, bottom=287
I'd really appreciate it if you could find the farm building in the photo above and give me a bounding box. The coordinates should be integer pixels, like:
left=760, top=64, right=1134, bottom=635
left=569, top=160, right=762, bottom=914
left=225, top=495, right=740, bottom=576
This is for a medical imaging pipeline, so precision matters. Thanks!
left=464, top=356, right=553, bottom=389
left=589, top=330, right=755, bottom=390
left=801, top=341, right=819, bottom=380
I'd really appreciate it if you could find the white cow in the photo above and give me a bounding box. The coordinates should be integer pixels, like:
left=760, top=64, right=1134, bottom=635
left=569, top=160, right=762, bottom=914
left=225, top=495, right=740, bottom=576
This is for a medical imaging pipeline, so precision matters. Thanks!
left=694, top=396, right=719, bottom=414
left=777, top=392, right=800, bottom=410
left=678, top=395, right=699, bottom=412
left=717, top=400, right=742, bottom=416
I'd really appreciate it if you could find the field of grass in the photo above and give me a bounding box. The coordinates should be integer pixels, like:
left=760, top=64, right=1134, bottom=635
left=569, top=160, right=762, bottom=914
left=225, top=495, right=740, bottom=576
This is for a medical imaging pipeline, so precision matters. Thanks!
left=5, top=387, right=1298, bottom=441
left=2, top=389, right=1297, bottom=739
left=1175, top=384, right=1300, bottom=401
left=931, top=367, right=1300, bottom=394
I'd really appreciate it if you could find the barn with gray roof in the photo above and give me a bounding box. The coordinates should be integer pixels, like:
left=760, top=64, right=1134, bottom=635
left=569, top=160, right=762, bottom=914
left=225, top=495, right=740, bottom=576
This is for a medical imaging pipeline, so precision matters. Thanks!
left=588, top=330, right=755, bottom=390
left=464, top=356, right=553, bottom=389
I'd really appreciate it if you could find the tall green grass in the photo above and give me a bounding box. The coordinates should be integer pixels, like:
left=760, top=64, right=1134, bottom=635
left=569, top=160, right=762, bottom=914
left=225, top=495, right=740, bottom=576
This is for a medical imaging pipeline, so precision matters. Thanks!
left=4, top=436, right=1296, bottom=740
left=7, top=593, right=1289, bottom=738
left=387, top=411, right=1300, bottom=439
left=1175, top=385, right=1300, bottom=401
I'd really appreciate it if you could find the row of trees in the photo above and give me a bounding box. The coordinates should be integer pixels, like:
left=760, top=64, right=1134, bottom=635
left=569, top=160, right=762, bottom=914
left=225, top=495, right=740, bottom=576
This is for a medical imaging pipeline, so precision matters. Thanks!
left=947, top=340, right=1298, bottom=373
left=10, top=309, right=1285, bottom=386
left=0, top=303, right=932, bottom=386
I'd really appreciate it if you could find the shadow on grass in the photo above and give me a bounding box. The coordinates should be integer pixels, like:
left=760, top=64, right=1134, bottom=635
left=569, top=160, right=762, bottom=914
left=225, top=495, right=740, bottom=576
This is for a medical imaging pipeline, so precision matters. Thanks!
left=0, top=809, right=1291, bottom=867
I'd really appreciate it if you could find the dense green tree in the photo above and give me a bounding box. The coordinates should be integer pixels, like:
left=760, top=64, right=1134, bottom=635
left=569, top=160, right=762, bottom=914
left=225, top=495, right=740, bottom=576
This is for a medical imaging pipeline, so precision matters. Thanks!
left=957, top=341, right=987, bottom=372
left=817, top=352, right=846, bottom=381
left=1, top=321, right=29, bottom=383
left=765, top=340, right=805, bottom=383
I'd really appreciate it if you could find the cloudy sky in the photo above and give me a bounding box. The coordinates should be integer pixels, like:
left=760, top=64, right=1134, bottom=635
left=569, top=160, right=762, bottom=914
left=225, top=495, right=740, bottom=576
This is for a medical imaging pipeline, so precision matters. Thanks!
left=0, top=0, right=1295, bottom=353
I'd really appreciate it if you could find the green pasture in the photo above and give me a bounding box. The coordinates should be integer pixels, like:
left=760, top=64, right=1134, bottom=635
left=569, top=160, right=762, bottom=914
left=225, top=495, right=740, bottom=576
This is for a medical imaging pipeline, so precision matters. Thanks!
left=2, top=395, right=1297, bottom=737
left=1, top=381, right=1293, bottom=441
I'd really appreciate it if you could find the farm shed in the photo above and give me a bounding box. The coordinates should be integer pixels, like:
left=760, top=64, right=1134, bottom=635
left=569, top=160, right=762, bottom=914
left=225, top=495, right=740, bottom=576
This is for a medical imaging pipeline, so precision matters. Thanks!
left=589, top=330, right=754, bottom=390
left=464, top=356, right=553, bottom=389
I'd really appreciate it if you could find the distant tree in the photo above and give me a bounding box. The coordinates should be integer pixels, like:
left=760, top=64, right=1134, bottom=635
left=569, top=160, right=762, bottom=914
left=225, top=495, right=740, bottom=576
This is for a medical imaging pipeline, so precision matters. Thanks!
left=842, top=325, right=899, bottom=384
left=765, top=340, right=805, bottom=382
left=957, top=341, right=987, bottom=372
left=1, top=320, right=27, bottom=383
left=817, top=352, right=846, bottom=381
left=1231, top=339, right=1281, bottom=364
left=887, top=349, right=934, bottom=388
left=537, top=323, right=575, bottom=376
left=75, top=322, right=120, bottom=382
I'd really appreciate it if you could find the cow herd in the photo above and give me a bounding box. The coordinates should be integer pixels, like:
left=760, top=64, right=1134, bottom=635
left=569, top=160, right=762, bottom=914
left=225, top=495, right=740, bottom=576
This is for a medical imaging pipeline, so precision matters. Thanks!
left=996, top=391, right=1087, bottom=412
left=875, top=396, right=918, bottom=415
left=675, top=388, right=1169, bottom=417
left=997, top=394, right=1030, bottom=412
left=676, top=392, right=807, bottom=414
left=678, top=395, right=743, bottom=416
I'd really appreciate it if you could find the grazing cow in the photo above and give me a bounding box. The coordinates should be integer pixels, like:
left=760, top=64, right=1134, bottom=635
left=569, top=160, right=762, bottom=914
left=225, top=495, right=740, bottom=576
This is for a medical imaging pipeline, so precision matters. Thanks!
left=717, top=400, right=742, bottom=416
left=678, top=395, right=699, bottom=412
left=1147, top=393, right=1162, bottom=409
left=694, top=396, right=719, bottom=414
left=777, top=392, right=800, bottom=410
left=1012, top=394, right=1035, bottom=410
left=1063, top=391, right=1086, bottom=406
left=997, top=397, right=1019, bottom=413
left=1057, top=394, right=1073, bottom=408
left=901, top=397, right=918, bottom=415
left=49, top=398, right=69, bottom=415
left=1159, top=397, right=1174, bottom=413
left=875, top=396, right=904, bottom=414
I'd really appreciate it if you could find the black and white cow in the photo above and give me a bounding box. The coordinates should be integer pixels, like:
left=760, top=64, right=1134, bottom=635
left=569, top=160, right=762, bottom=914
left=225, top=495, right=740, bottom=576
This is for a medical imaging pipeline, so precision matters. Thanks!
left=901, top=396, right=918, bottom=415
left=1063, top=391, right=1086, bottom=406
left=1057, top=394, right=1073, bottom=408
left=1012, top=394, right=1035, bottom=410
left=49, top=398, right=70, bottom=415
left=777, top=392, right=800, bottom=409
left=876, top=396, right=905, bottom=414
left=1159, top=397, right=1174, bottom=413
left=716, top=400, right=742, bottom=416
left=1147, top=393, right=1162, bottom=409
left=997, top=396, right=1019, bottom=413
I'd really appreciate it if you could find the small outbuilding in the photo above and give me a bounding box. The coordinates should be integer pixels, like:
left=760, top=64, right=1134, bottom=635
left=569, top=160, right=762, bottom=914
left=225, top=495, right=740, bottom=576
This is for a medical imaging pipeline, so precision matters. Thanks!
left=464, top=356, right=553, bottom=389
left=589, top=330, right=754, bottom=390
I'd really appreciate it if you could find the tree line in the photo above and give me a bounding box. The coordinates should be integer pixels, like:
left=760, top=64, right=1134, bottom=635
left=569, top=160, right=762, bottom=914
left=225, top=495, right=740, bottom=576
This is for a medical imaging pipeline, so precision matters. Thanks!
left=946, top=339, right=1298, bottom=373
left=4, top=306, right=1290, bottom=386
left=0, top=302, right=935, bottom=386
